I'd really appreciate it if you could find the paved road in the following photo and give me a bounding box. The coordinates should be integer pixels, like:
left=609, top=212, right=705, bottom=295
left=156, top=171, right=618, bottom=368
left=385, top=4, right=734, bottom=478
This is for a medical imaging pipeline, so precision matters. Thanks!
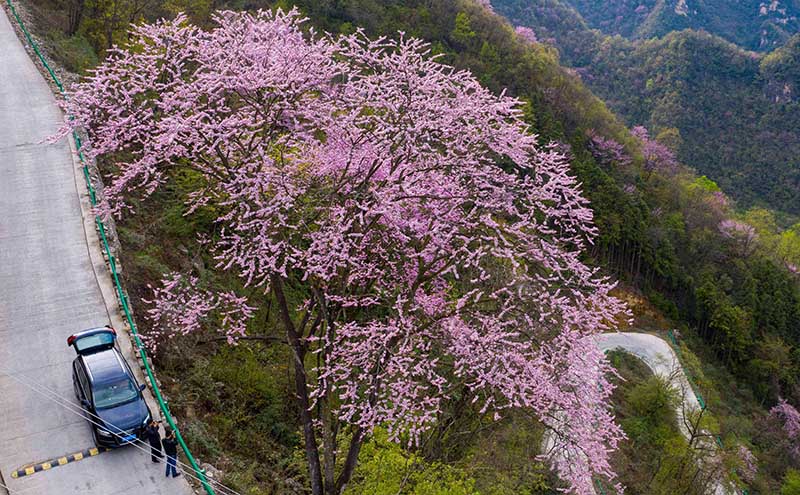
left=0, top=6, right=192, bottom=495
left=594, top=332, right=702, bottom=436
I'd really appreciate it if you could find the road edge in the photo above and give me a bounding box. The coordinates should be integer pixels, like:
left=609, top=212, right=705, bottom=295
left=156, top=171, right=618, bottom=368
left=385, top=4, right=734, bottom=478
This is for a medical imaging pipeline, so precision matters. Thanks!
left=0, top=1, right=202, bottom=493
left=61, top=42, right=200, bottom=495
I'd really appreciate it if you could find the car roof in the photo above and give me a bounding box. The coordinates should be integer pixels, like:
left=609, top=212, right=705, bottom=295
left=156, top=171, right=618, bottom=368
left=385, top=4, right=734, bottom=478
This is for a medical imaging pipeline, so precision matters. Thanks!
left=81, top=348, right=129, bottom=385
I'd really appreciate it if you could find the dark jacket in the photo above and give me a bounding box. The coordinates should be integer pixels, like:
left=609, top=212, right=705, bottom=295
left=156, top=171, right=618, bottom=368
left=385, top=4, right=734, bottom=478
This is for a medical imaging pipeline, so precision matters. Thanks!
left=144, top=424, right=162, bottom=447
left=163, top=436, right=178, bottom=457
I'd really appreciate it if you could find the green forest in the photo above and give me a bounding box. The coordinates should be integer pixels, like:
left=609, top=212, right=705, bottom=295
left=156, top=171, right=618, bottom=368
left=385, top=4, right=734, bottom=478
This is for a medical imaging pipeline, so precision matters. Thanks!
left=493, top=0, right=800, bottom=219
left=556, top=0, right=800, bottom=50
left=7, top=0, right=800, bottom=493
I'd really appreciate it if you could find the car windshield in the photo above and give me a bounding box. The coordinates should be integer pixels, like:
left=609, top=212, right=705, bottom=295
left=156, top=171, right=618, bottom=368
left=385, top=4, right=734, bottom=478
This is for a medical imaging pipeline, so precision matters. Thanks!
left=94, top=378, right=138, bottom=409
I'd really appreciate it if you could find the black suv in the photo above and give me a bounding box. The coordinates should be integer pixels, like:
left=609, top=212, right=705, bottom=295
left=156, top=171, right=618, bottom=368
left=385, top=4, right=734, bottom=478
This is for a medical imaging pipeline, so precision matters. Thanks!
left=68, top=326, right=152, bottom=448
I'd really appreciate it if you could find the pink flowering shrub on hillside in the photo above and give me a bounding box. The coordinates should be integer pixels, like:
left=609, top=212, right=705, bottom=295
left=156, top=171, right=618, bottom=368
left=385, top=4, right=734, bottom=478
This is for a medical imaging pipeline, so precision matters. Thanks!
left=57, top=10, right=628, bottom=495
left=771, top=398, right=800, bottom=460
left=736, top=445, right=758, bottom=484
left=719, top=219, right=758, bottom=256
left=475, top=0, right=495, bottom=13
left=631, top=126, right=679, bottom=176
left=587, top=130, right=632, bottom=169
left=515, top=26, right=538, bottom=44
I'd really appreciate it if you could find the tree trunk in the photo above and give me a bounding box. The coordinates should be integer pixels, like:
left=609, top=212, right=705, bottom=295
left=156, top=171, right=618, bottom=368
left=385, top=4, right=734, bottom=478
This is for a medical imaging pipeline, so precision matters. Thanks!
left=67, top=0, right=85, bottom=36
left=635, top=245, right=642, bottom=282
left=272, top=276, right=324, bottom=495
left=313, top=289, right=338, bottom=494
left=335, top=427, right=364, bottom=494
left=322, top=401, right=336, bottom=494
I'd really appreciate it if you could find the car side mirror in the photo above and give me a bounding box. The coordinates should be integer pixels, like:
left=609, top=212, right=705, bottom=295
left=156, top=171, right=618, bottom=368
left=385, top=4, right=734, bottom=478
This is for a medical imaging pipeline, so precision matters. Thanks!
left=139, top=384, right=146, bottom=392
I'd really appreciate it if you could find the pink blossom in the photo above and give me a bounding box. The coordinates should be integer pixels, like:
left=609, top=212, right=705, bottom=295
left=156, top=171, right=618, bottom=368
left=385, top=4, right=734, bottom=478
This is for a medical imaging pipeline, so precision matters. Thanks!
left=719, top=219, right=758, bottom=255
left=710, top=191, right=730, bottom=209
left=736, top=445, right=757, bottom=484
left=55, top=10, right=629, bottom=494
left=475, top=0, right=494, bottom=13
left=631, top=126, right=678, bottom=176
left=770, top=398, right=800, bottom=460
left=144, top=273, right=255, bottom=350
left=587, top=130, right=632, bottom=169
left=515, top=26, right=538, bottom=44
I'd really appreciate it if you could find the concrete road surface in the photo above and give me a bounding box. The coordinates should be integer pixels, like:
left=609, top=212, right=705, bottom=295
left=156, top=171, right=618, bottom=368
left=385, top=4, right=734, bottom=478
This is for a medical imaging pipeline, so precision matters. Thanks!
left=594, top=332, right=703, bottom=434
left=0, top=6, right=193, bottom=495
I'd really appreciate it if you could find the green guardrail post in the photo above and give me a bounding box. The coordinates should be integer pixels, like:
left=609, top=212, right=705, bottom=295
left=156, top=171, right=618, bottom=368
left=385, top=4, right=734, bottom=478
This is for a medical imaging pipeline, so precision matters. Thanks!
left=593, top=478, right=609, bottom=495
left=696, top=393, right=706, bottom=411
left=5, top=1, right=215, bottom=493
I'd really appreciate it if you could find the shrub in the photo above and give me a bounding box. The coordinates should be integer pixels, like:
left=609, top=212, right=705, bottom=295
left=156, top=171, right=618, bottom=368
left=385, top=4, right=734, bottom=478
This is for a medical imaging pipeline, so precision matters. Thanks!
left=346, top=429, right=478, bottom=495
left=783, top=469, right=800, bottom=495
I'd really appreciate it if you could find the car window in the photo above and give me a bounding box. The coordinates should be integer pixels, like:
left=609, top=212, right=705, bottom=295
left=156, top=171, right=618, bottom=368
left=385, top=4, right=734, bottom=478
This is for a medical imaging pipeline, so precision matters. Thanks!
left=76, top=362, right=89, bottom=398
left=73, top=332, right=115, bottom=354
left=93, top=378, right=138, bottom=409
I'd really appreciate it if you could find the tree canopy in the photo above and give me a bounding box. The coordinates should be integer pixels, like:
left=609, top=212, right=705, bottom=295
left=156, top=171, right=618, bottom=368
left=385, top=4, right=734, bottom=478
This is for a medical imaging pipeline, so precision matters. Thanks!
left=59, top=9, right=629, bottom=494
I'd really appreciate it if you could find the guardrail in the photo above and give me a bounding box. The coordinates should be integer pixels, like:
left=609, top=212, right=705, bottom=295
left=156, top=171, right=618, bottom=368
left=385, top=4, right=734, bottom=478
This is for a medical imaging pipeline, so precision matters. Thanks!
left=4, top=2, right=215, bottom=493
left=666, top=330, right=707, bottom=410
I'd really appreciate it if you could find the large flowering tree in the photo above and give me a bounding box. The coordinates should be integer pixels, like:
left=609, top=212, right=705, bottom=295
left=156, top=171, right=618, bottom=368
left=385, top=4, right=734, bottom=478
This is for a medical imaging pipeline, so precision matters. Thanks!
left=59, top=10, right=627, bottom=494
left=770, top=398, right=800, bottom=461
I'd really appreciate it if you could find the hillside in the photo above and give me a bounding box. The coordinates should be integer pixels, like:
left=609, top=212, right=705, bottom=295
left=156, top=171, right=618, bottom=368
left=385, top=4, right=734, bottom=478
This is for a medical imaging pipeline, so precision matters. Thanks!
left=9, top=0, right=800, bottom=493
left=561, top=0, right=800, bottom=51
left=494, top=0, right=800, bottom=217
left=763, top=33, right=800, bottom=100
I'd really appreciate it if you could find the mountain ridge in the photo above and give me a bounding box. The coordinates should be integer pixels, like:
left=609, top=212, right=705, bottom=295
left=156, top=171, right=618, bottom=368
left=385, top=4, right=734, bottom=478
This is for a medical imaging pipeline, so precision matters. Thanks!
left=560, top=0, right=800, bottom=51
left=493, top=0, right=800, bottom=216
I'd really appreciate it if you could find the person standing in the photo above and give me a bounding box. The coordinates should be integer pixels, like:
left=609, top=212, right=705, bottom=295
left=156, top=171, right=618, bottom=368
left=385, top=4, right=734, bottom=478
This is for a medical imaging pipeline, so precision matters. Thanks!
left=163, top=428, right=180, bottom=478
left=144, top=419, right=163, bottom=463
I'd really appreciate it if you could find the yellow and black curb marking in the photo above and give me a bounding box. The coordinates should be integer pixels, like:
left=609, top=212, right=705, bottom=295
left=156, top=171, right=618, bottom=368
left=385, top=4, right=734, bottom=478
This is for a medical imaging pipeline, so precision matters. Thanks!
left=11, top=447, right=106, bottom=479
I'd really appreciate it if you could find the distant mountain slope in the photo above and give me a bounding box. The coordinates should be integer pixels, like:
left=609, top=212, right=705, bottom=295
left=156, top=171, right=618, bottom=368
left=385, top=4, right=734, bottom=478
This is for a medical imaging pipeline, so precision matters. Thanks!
left=762, top=32, right=800, bottom=100
left=563, top=0, right=800, bottom=51
left=494, top=0, right=800, bottom=215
